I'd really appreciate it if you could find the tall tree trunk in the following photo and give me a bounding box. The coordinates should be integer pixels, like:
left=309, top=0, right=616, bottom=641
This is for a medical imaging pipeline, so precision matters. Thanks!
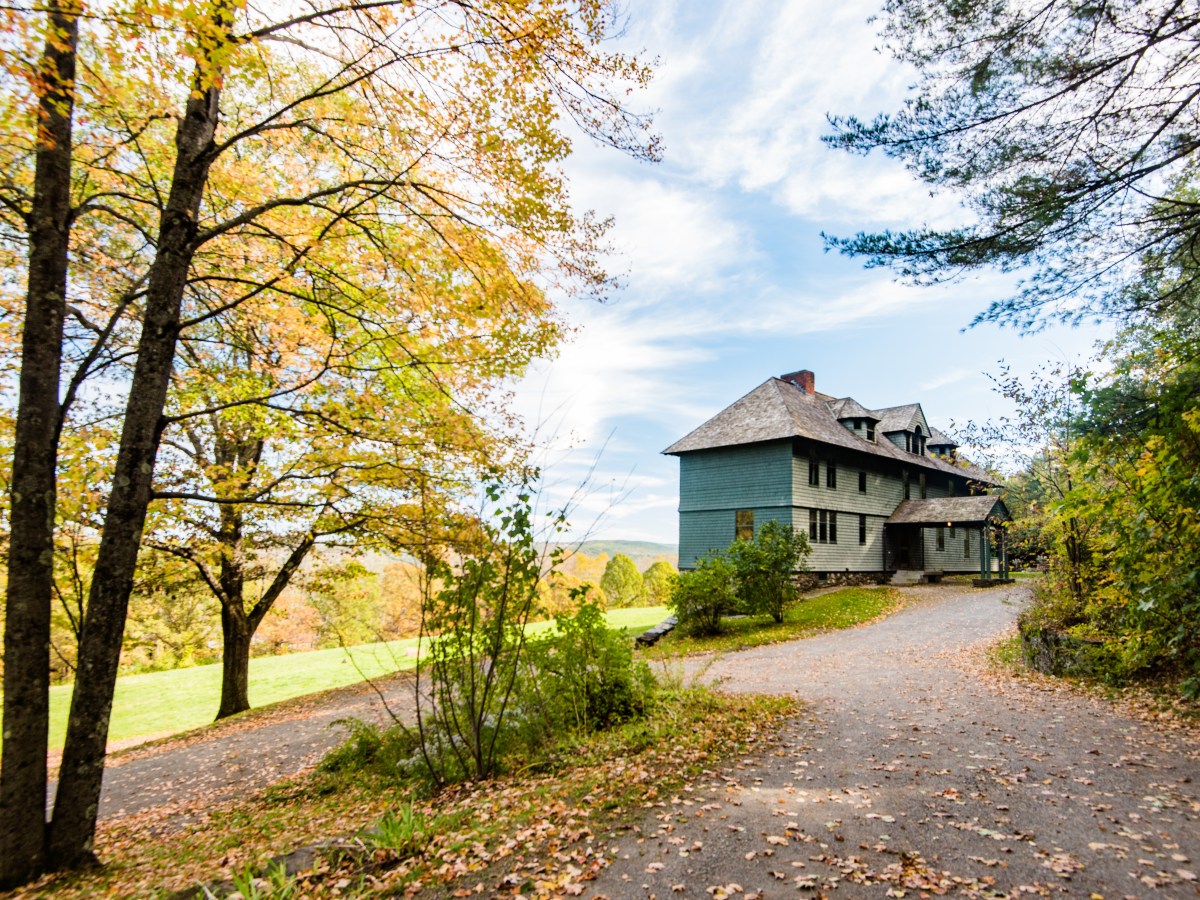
left=217, top=602, right=253, bottom=718
left=47, top=8, right=232, bottom=863
left=216, top=533, right=316, bottom=719
left=0, top=2, right=79, bottom=887
left=216, top=501, right=250, bottom=718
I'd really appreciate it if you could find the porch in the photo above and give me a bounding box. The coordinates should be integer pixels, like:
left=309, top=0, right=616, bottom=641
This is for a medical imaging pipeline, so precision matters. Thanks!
left=884, top=495, right=1013, bottom=583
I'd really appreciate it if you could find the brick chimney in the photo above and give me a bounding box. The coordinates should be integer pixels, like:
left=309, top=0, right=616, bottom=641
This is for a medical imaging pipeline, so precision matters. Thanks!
left=781, top=369, right=815, bottom=394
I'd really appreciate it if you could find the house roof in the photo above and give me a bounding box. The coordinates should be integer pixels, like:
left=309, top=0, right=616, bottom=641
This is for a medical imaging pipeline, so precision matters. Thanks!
left=886, top=496, right=1011, bottom=526
left=928, top=426, right=958, bottom=448
left=662, top=377, right=995, bottom=484
left=874, top=403, right=925, bottom=434
left=828, top=397, right=877, bottom=420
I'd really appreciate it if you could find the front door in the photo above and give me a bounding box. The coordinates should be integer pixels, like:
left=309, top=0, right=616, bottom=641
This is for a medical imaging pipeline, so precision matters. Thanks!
left=886, top=525, right=925, bottom=570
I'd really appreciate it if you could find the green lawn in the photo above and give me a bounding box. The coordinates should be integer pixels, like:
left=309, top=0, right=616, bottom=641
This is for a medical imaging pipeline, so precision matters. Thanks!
left=652, top=587, right=900, bottom=656
left=41, top=606, right=671, bottom=753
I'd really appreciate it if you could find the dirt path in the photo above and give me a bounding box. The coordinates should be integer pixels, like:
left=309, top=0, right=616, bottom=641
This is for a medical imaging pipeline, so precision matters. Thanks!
left=589, top=583, right=1200, bottom=898
left=74, top=669, right=418, bottom=823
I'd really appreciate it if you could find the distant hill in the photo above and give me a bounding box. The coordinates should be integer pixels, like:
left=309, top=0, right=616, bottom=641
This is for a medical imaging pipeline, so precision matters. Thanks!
left=561, top=540, right=677, bottom=570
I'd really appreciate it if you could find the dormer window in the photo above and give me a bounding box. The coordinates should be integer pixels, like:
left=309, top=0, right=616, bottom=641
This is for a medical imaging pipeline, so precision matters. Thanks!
left=830, top=399, right=879, bottom=443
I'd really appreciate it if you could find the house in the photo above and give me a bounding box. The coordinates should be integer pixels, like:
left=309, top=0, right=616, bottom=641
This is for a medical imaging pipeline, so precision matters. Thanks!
left=663, top=368, right=1011, bottom=584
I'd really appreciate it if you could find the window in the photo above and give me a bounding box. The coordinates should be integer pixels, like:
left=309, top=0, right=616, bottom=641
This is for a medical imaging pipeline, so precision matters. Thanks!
left=866, top=423, right=875, bottom=442
left=808, top=456, right=819, bottom=486
left=903, top=470, right=910, bottom=500
left=904, top=432, right=912, bottom=452
left=949, top=525, right=956, bottom=538
left=919, top=473, right=927, bottom=499
left=859, top=514, right=867, bottom=545
left=853, top=419, right=862, bottom=430
left=858, top=471, right=867, bottom=493
left=809, top=509, right=837, bottom=544
left=936, top=526, right=945, bottom=550
left=826, top=462, right=837, bottom=489
left=948, top=479, right=955, bottom=497
left=735, top=509, right=754, bottom=542
left=964, top=532, right=971, bottom=558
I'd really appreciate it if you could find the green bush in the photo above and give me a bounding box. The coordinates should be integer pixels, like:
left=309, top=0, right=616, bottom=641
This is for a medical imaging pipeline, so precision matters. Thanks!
left=670, top=553, right=738, bottom=635
left=727, top=520, right=811, bottom=623
left=319, top=719, right=428, bottom=783
left=522, top=600, right=655, bottom=734
left=322, top=484, right=660, bottom=788
left=322, top=602, right=657, bottom=787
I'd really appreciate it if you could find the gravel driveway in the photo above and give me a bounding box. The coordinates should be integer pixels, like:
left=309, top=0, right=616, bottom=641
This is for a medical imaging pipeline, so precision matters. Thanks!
left=81, top=668, right=418, bottom=822
left=588, top=583, right=1200, bottom=898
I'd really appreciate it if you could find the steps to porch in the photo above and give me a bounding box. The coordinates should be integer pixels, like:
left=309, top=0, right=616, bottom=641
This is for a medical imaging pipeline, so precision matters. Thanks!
left=890, top=569, right=943, bottom=586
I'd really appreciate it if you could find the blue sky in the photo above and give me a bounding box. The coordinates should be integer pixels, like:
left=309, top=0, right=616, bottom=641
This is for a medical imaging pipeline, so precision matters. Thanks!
left=512, top=0, right=1110, bottom=545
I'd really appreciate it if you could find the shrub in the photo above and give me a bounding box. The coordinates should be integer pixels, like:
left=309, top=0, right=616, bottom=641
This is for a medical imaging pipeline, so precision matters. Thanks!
left=321, top=602, right=656, bottom=786
left=522, top=600, right=655, bottom=734
left=325, top=484, right=660, bottom=789
left=727, top=520, right=811, bottom=623
left=670, top=553, right=738, bottom=635
left=411, top=486, right=546, bottom=786
left=319, top=719, right=431, bottom=785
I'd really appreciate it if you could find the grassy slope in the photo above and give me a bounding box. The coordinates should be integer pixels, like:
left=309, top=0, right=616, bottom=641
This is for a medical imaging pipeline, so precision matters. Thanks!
left=653, top=586, right=900, bottom=656
left=44, top=606, right=671, bottom=752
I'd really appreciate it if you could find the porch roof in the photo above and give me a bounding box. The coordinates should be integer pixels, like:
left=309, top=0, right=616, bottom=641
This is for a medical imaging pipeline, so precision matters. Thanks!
left=885, top=496, right=1011, bottom=526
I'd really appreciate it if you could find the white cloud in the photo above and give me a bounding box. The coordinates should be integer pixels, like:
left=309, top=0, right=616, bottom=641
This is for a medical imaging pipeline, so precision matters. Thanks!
left=512, top=273, right=964, bottom=457
left=920, top=368, right=974, bottom=392
left=511, top=299, right=715, bottom=449
left=588, top=176, right=757, bottom=291
left=737, top=278, right=954, bottom=336
left=618, top=0, right=966, bottom=228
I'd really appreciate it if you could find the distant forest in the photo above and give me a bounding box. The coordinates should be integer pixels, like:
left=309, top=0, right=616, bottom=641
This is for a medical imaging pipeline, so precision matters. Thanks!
left=565, top=541, right=677, bottom=570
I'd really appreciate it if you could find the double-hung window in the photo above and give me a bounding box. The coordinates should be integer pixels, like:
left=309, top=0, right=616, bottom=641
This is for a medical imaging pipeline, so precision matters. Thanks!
left=736, top=509, right=754, bottom=542
left=809, top=509, right=837, bottom=543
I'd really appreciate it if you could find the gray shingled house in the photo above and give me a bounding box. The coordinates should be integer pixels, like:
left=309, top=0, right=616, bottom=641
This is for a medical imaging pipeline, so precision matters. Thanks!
left=663, top=369, right=1011, bottom=583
